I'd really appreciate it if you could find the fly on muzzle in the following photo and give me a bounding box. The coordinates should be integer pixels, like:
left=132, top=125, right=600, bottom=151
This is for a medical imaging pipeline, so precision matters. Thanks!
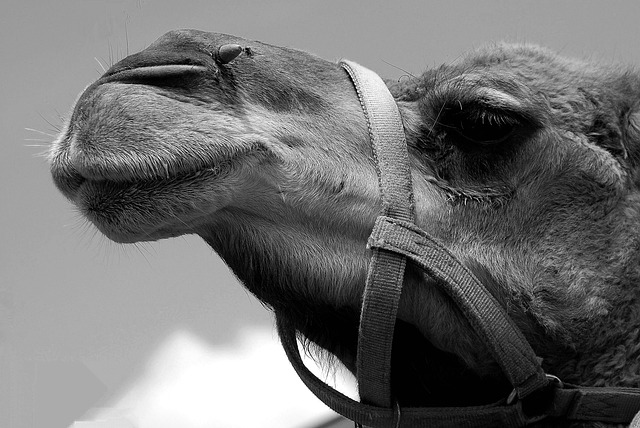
left=216, top=44, right=244, bottom=64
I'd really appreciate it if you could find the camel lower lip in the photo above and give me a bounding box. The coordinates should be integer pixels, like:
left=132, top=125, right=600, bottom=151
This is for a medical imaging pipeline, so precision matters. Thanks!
left=73, top=163, right=232, bottom=215
left=70, top=163, right=236, bottom=243
left=79, top=164, right=229, bottom=199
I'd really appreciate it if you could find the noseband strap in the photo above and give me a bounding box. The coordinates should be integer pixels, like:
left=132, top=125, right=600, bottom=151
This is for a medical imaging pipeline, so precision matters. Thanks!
left=276, top=60, right=640, bottom=427
left=341, top=59, right=415, bottom=408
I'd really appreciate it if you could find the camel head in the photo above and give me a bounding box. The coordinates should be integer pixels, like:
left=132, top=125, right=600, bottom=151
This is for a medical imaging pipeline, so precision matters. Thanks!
left=50, top=30, right=640, bottom=418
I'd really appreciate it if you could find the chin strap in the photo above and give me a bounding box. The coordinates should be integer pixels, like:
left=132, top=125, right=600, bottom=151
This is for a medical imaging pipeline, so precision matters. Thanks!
left=276, top=60, right=640, bottom=427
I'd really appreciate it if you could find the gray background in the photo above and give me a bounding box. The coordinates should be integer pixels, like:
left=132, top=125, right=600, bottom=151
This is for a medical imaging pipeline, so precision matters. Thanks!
left=3, top=0, right=640, bottom=427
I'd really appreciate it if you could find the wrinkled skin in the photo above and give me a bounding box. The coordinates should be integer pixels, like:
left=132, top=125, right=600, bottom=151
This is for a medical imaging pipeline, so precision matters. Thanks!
left=49, top=30, right=640, bottom=426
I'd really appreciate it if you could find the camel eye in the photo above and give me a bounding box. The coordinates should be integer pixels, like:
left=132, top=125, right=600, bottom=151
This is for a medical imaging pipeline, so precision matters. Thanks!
left=452, top=110, right=519, bottom=145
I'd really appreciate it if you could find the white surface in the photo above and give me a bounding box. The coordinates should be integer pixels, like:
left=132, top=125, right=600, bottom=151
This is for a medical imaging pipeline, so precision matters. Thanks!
left=72, top=327, right=356, bottom=428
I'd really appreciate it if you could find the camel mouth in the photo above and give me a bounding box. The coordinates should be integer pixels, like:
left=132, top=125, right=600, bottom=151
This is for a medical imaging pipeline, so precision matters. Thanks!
left=76, top=160, right=233, bottom=197
left=62, top=162, right=238, bottom=243
left=50, top=124, right=257, bottom=198
left=50, top=131, right=259, bottom=243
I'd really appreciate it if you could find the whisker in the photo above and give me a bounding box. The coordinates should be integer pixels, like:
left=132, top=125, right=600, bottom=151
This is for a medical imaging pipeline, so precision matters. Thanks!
left=124, top=19, right=130, bottom=57
left=33, top=149, right=52, bottom=159
left=381, top=59, right=417, bottom=79
left=54, top=108, right=66, bottom=123
left=94, top=57, right=107, bottom=73
left=170, top=211, right=194, bottom=231
left=37, top=113, right=61, bottom=133
left=427, top=102, right=446, bottom=139
left=25, top=127, right=55, bottom=138
left=132, top=242, right=153, bottom=268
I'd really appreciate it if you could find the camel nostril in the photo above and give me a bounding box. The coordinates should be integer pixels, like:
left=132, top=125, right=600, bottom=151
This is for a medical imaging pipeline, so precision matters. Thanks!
left=101, top=47, right=214, bottom=82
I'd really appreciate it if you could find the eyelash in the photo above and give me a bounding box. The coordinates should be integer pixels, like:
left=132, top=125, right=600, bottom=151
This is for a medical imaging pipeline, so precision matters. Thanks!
left=438, top=106, right=524, bottom=145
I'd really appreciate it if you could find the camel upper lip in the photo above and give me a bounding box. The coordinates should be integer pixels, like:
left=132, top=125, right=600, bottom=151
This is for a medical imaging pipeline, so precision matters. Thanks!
left=50, top=132, right=258, bottom=202
left=51, top=146, right=243, bottom=200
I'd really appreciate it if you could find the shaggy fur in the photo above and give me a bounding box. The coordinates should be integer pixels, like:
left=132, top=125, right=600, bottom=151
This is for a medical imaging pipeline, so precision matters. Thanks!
left=49, top=30, right=640, bottom=426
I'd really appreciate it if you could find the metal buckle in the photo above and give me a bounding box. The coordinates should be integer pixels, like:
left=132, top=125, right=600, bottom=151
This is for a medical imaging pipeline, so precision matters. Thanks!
left=506, top=374, right=564, bottom=405
left=545, top=374, right=563, bottom=389
left=507, top=373, right=564, bottom=425
left=393, top=400, right=402, bottom=428
left=505, top=374, right=564, bottom=424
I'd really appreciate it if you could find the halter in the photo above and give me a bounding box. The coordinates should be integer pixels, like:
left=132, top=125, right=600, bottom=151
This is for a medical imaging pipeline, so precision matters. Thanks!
left=277, top=60, right=640, bottom=427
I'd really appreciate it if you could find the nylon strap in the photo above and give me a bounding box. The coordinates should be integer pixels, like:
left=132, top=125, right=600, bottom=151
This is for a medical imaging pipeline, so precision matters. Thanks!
left=277, top=219, right=640, bottom=424
left=277, top=318, right=535, bottom=428
left=340, top=60, right=415, bottom=408
left=549, top=386, right=640, bottom=423
left=338, top=61, right=414, bottom=220
left=368, top=216, right=548, bottom=399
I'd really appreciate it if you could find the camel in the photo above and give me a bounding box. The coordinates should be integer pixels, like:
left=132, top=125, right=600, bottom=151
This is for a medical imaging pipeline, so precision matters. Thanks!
left=49, top=30, right=640, bottom=427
